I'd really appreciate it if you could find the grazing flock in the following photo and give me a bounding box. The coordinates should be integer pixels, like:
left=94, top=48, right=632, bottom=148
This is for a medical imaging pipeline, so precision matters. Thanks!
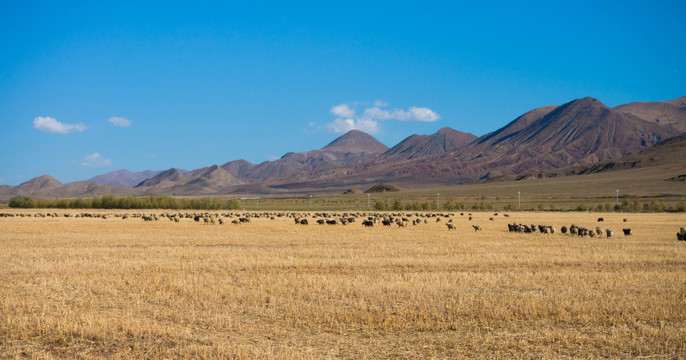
left=2, top=210, right=685, bottom=241
left=506, top=217, right=636, bottom=238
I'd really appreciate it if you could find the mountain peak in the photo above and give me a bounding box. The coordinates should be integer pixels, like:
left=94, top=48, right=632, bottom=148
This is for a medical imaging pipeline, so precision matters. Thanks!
left=135, top=168, right=186, bottom=188
left=322, top=130, right=389, bottom=153
left=564, top=97, right=606, bottom=110
left=15, top=175, right=62, bottom=191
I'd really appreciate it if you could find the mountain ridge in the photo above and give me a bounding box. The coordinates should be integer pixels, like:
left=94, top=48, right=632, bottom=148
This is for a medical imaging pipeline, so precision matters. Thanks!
left=3, top=95, right=684, bottom=199
left=380, top=127, right=477, bottom=160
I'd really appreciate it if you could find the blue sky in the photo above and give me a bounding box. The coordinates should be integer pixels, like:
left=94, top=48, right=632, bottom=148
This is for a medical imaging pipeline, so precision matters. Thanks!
left=1, top=1, right=684, bottom=186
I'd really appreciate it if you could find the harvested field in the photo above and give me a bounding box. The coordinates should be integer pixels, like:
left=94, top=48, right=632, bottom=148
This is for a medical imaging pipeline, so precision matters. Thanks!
left=1, top=210, right=685, bottom=358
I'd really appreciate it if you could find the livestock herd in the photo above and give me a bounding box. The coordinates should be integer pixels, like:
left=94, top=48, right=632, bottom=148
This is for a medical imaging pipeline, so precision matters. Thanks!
left=1, top=210, right=685, bottom=241
left=505, top=215, right=645, bottom=238
left=508, top=222, right=628, bottom=237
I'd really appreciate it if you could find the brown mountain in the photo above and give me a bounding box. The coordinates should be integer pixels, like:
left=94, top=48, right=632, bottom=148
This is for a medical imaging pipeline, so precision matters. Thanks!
left=135, top=165, right=243, bottom=195
left=135, top=168, right=186, bottom=189
left=180, top=165, right=243, bottom=194
left=513, top=132, right=686, bottom=180
left=471, top=97, right=675, bottom=166
left=42, top=182, right=134, bottom=198
left=380, top=127, right=477, bottom=160
left=329, top=97, right=682, bottom=186
left=220, top=159, right=255, bottom=179
left=614, top=96, right=686, bottom=133
left=12, top=175, right=62, bottom=196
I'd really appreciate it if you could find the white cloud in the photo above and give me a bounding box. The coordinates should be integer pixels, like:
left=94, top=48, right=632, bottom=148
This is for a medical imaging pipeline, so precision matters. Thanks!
left=403, top=106, right=441, bottom=122
left=82, top=153, right=112, bottom=167
left=323, top=102, right=440, bottom=134
left=363, top=107, right=394, bottom=120
left=356, top=118, right=380, bottom=133
left=33, top=116, right=86, bottom=134
left=108, top=116, right=132, bottom=127
left=327, top=117, right=379, bottom=134
left=330, top=104, right=356, bottom=118
left=363, top=106, right=440, bottom=122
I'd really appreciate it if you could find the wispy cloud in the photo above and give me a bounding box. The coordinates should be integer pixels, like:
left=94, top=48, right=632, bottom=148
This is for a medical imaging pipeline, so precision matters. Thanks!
left=82, top=153, right=112, bottom=167
left=325, top=102, right=440, bottom=134
left=363, top=106, right=440, bottom=122
left=303, top=121, right=321, bottom=134
left=33, top=116, right=86, bottom=134
left=107, top=116, right=132, bottom=127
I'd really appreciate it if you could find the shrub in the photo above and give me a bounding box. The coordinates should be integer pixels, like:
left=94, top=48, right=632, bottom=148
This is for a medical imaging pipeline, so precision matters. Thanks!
left=9, top=197, right=37, bottom=208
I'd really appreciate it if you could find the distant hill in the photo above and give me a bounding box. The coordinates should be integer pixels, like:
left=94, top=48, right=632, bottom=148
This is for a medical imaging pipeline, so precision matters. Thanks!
left=14, top=175, right=62, bottom=193
left=135, top=165, right=243, bottom=195
left=0, top=174, right=134, bottom=199
left=365, top=183, right=406, bottom=193
left=5, top=175, right=63, bottom=197
left=614, top=96, right=686, bottom=133
left=343, top=188, right=364, bottom=194
left=87, top=169, right=163, bottom=188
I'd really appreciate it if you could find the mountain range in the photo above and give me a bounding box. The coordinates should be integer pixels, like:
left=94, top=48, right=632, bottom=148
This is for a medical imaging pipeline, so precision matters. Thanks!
left=2, top=96, right=684, bottom=200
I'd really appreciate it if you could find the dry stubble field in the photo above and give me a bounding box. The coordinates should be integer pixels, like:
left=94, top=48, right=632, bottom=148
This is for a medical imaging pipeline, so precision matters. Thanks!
left=1, top=210, right=685, bottom=359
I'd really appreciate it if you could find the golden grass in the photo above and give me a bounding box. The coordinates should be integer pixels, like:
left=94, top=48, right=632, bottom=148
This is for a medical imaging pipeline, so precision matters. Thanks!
left=1, top=210, right=685, bottom=359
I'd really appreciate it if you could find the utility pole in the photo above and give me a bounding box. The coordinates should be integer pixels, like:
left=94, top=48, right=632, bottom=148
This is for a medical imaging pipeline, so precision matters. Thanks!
left=309, top=195, right=312, bottom=209
left=517, top=191, right=521, bottom=210
left=616, top=189, right=619, bottom=206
